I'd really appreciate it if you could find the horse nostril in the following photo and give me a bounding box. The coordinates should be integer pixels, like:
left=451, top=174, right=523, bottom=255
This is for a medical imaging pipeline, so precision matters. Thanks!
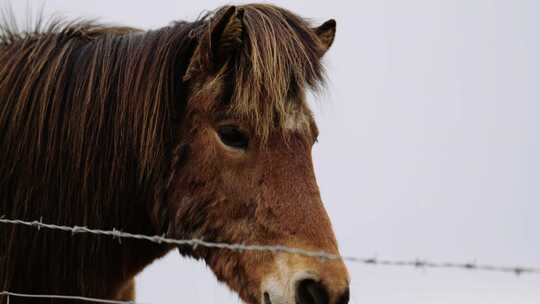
left=264, top=292, right=272, bottom=304
left=295, top=279, right=329, bottom=304
left=336, top=287, right=350, bottom=304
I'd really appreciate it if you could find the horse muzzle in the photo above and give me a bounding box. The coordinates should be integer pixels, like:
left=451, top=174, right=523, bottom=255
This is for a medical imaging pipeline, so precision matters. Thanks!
left=260, top=255, right=349, bottom=304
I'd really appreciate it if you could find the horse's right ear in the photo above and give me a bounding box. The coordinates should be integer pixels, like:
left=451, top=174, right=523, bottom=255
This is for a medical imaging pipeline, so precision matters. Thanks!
left=183, top=6, right=244, bottom=81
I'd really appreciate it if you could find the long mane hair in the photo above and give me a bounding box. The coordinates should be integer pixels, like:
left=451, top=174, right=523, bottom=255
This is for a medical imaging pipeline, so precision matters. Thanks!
left=0, top=4, right=327, bottom=298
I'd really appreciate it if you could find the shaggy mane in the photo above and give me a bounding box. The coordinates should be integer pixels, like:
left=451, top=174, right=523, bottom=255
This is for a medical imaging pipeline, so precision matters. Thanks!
left=0, top=11, right=202, bottom=296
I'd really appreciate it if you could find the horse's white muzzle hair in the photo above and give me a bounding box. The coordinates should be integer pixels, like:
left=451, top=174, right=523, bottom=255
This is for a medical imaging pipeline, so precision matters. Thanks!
left=260, top=255, right=350, bottom=304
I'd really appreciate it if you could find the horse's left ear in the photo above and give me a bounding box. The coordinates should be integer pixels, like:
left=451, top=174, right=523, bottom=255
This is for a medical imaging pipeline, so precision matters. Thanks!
left=184, top=6, right=244, bottom=81
left=314, top=19, right=336, bottom=56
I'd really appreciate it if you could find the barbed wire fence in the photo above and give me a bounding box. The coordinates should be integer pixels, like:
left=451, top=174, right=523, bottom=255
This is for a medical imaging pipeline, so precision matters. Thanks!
left=1, top=215, right=539, bottom=303
left=0, top=291, right=142, bottom=304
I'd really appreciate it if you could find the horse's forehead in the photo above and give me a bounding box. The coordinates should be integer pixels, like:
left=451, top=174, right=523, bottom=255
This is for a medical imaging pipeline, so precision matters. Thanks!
left=283, top=108, right=311, bottom=133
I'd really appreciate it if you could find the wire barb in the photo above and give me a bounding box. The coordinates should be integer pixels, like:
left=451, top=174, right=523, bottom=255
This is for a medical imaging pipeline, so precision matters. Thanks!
left=0, top=216, right=539, bottom=276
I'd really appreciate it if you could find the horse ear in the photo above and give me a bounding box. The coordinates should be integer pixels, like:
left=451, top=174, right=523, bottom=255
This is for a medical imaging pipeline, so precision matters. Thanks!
left=314, top=19, right=336, bottom=56
left=184, top=6, right=244, bottom=81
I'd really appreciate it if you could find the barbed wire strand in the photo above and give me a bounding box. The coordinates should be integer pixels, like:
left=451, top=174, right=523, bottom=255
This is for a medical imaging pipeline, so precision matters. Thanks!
left=1, top=216, right=539, bottom=276
left=0, top=291, right=140, bottom=304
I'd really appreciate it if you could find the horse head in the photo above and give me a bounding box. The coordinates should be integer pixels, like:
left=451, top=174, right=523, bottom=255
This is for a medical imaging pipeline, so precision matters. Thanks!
left=166, top=5, right=349, bottom=304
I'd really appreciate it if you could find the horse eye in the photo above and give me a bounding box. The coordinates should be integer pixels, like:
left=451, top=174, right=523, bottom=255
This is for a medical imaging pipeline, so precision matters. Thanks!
left=217, top=125, right=249, bottom=150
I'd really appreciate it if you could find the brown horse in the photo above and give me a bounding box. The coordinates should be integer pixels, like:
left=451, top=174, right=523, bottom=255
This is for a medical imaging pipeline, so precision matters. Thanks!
left=0, top=4, right=349, bottom=304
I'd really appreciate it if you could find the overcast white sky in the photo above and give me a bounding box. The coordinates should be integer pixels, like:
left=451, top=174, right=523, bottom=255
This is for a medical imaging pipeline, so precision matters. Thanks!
left=4, top=1, right=539, bottom=303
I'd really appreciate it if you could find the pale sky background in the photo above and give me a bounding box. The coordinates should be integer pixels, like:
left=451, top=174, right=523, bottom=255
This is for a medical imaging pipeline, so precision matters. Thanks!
left=4, top=0, right=539, bottom=303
